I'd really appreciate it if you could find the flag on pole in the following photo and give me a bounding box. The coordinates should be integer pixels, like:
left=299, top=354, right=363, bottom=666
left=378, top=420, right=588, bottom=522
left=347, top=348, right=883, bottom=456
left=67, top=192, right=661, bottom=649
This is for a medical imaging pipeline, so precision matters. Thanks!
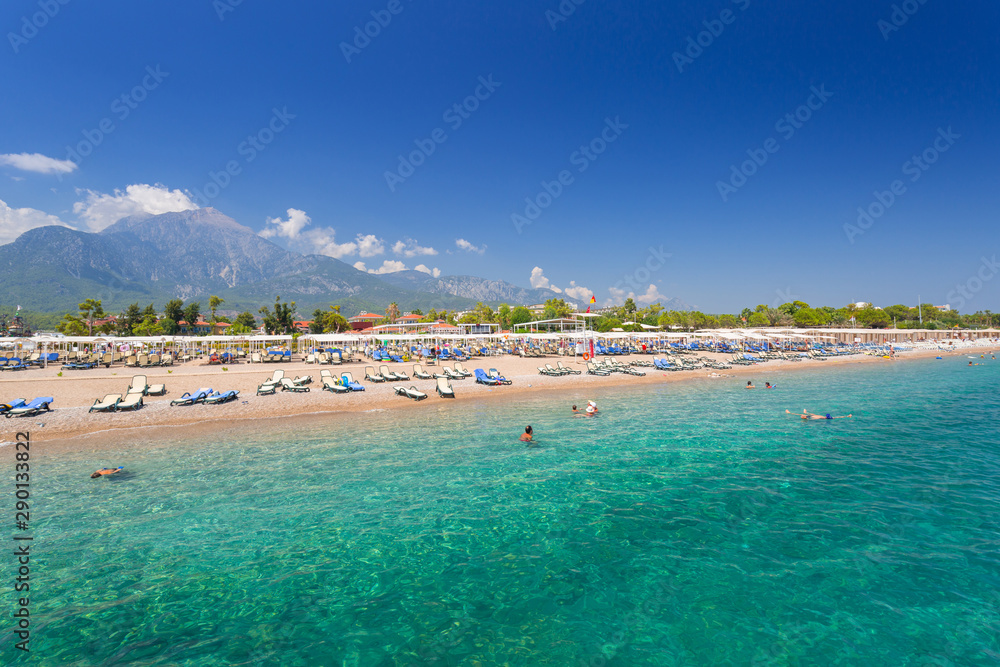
left=586, top=295, right=596, bottom=314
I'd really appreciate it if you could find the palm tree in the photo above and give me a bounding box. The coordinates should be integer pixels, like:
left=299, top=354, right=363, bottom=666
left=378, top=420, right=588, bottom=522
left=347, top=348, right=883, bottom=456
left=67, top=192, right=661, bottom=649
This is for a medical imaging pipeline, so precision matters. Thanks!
left=385, top=302, right=400, bottom=323
left=209, top=295, right=224, bottom=333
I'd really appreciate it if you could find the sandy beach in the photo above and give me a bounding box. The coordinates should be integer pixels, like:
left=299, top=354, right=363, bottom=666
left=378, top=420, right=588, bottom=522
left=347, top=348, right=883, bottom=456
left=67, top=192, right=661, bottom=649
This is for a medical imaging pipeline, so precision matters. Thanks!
left=0, top=347, right=967, bottom=448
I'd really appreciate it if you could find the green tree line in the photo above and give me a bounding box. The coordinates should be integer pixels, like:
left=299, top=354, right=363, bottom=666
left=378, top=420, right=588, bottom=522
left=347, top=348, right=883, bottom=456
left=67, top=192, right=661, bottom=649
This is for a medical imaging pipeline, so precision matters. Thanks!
left=43, top=296, right=1000, bottom=338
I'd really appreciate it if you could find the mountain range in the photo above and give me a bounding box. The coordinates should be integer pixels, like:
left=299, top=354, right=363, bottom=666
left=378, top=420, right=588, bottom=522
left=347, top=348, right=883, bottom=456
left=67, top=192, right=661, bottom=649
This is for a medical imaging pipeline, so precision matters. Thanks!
left=0, top=208, right=582, bottom=316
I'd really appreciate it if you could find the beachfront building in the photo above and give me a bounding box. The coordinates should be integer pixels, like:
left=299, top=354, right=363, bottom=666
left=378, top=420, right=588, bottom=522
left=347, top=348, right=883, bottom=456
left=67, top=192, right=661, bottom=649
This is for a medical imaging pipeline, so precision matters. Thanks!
left=394, top=313, right=423, bottom=325
left=427, top=321, right=461, bottom=335
left=177, top=320, right=231, bottom=336
left=348, top=312, right=382, bottom=331
left=367, top=320, right=462, bottom=336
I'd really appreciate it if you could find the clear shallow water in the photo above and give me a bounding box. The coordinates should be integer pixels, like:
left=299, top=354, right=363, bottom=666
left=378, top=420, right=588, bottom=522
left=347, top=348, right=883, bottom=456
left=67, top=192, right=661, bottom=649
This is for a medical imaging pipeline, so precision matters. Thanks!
left=8, top=356, right=1000, bottom=665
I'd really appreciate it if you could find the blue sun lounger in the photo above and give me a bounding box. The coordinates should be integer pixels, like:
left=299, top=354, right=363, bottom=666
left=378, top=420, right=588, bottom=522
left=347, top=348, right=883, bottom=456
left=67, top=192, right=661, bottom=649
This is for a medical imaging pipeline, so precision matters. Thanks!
left=5, top=397, right=54, bottom=418
left=0, top=399, right=27, bottom=415
left=474, top=369, right=500, bottom=385
left=341, top=373, right=365, bottom=391
left=487, top=369, right=512, bottom=385
left=170, top=388, right=213, bottom=406
left=204, top=390, right=239, bottom=404
left=1, top=358, right=27, bottom=372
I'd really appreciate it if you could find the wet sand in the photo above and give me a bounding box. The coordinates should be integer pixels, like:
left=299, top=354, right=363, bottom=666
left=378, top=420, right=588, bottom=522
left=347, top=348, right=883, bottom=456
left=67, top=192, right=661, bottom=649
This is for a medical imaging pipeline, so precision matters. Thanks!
left=0, top=348, right=968, bottom=448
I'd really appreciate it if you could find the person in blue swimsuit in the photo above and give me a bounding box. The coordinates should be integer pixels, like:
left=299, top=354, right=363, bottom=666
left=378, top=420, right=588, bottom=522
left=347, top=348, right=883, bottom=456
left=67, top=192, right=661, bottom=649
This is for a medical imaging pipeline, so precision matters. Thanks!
left=786, top=409, right=852, bottom=420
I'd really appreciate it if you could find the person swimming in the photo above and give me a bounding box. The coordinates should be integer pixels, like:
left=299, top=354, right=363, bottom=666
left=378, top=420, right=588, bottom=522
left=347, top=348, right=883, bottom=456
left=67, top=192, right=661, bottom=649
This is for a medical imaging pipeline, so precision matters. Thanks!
left=519, top=426, right=533, bottom=442
left=91, top=467, right=123, bottom=478
left=786, top=409, right=852, bottom=420
left=746, top=381, right=755, bottom=389
left=765, top=382, right=775, bottom=389
left=585, top=400, right=598, bottom=416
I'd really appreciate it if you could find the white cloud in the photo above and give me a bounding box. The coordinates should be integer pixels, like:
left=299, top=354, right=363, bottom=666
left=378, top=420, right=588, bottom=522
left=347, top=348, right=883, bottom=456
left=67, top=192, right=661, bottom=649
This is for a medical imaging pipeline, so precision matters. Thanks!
left=0, top=152, right=77, bottom=175
left=353, top=261, right=368, bottom=272
left=562, top=281, right=591, bottom=302
left=302, top=228, right=358, bottom=259
left=73, top=183, right=199, bottom=231
left=529, top=267, right=562, bottom=293
left=356, top=234, right=385, bottom=258
left=259, top=210, right=386, bottom=261
left=635, top=284, right=664, bottom=305
left=368, top=260, right=408, bottom=274
left=0, top=199, right=70, bottom=244
left=414, top=264, right=441, bottom=278
left=306, top=230, right=386, bottom=260
left=392, top=238, right=437, bottom=257
left=455, top=238, right=486, bottom=254
left=260, top=208, right=311, bottom=240
left=605, top=284, right=665, bottom=307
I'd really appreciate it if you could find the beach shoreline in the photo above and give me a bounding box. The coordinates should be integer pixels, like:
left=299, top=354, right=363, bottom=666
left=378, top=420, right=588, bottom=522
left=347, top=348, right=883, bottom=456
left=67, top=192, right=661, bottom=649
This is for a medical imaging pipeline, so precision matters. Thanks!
left=0, top=346, right=980, bottom=448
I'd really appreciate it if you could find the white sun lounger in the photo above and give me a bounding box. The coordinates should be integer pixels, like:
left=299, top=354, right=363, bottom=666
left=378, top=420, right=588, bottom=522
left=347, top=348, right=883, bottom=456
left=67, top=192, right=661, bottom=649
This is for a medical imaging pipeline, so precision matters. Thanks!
left=393, top=385, right=427, bottom=400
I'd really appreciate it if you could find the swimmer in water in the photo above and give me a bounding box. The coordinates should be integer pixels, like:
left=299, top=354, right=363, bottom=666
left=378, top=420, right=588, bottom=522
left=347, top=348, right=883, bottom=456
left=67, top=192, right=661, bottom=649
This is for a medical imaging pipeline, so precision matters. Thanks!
left=519, top=426, right=533, bottom=442
left=786, top=409, right=852, bottom=420
left=91, top=467, right=123, bottom=478
left=585, top=400, right=598, bottom=416
left=746, top=381, right=755, bottom=389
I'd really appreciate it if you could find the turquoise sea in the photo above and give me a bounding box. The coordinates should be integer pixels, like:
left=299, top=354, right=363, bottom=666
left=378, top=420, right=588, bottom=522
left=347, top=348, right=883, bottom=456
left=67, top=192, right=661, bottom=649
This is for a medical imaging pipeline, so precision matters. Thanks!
left=6, top=356, right=1000, bottom=665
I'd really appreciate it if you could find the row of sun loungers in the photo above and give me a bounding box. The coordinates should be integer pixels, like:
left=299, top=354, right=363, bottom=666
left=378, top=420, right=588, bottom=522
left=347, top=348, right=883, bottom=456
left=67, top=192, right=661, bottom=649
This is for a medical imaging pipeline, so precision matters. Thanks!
left=539, top=362, right=583, bottom=376
left=63, top=353, right=175, bottom=370
left=304, top=352, right=345, bottom=365
left=169, top=388, right=241, bottom=406
left=1, top=397, right=54, bottom=418
left=89, top=393, right=144, bottom=412
left=88, top=375, right=167, bottom=412
left=250, top=352, right=292, bottom=363
left=256, top=370, right=314, bottom=394
left=0, top=358, right=29, bottom=371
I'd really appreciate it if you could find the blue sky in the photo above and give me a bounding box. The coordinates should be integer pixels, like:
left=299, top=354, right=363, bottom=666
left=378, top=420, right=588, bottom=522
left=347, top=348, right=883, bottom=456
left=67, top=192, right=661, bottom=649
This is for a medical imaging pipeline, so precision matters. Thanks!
left=1, top=0, right=998, bottom=312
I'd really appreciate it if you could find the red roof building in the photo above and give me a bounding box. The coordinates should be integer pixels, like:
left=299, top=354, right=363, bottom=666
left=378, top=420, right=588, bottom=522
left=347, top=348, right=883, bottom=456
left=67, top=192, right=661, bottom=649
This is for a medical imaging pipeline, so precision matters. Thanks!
left=348, top=312, right=383, bottom=331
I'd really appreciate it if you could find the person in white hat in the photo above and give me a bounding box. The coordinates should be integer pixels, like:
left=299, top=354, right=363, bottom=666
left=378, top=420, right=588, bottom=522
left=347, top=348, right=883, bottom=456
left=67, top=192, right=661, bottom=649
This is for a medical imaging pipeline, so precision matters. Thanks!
left=585, top=401, right=598, bottom=416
